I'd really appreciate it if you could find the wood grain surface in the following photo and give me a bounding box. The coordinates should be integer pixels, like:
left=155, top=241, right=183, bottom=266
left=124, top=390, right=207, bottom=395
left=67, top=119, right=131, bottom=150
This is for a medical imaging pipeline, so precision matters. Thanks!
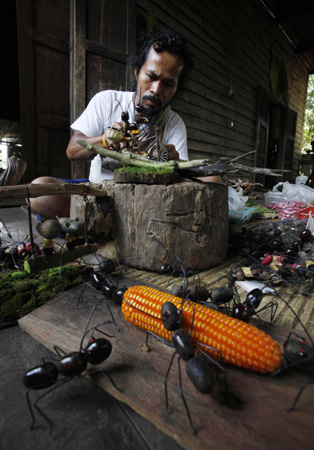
left=19, top=280, right=314, bottom=450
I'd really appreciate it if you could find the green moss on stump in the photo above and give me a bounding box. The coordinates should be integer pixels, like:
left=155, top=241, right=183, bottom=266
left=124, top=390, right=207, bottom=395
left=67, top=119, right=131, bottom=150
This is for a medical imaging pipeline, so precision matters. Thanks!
left=115, top=165, right=173, bottom=176
left=0, top=265, right=92, bottom=323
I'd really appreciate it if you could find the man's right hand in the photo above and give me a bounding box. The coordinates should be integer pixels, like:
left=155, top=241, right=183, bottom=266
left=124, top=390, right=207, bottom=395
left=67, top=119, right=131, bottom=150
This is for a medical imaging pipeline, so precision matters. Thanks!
left=104, top=122, right=126, bottom=151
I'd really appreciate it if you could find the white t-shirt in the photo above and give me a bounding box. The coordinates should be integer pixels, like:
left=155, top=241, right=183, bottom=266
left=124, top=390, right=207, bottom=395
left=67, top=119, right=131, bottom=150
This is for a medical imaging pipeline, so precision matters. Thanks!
left=71, top=90, right=188, bottom=180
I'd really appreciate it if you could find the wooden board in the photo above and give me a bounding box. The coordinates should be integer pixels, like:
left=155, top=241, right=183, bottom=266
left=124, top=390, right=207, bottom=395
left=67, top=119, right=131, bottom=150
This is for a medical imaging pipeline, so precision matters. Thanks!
left=19, top=281, right=314, bottom=450
left=114, top=170, right=179, bottom=185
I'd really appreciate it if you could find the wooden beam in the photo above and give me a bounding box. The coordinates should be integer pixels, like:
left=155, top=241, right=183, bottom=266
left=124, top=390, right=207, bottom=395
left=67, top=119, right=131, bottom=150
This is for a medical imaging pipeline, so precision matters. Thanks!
left=0, top=183, right=108, bottom=203
left=24, top=243, right=99, bottom=273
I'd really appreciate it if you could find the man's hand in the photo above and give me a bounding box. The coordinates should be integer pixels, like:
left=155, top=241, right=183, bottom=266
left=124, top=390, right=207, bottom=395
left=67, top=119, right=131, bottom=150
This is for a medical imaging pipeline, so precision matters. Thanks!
left=165, top=144, right=179, bottom=161
left=105, top=122, right=126, bottom=151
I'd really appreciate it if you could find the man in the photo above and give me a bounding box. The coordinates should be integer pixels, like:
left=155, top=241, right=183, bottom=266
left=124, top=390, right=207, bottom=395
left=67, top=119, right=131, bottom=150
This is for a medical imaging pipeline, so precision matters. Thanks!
left=30, top=29, right=193, bottom=218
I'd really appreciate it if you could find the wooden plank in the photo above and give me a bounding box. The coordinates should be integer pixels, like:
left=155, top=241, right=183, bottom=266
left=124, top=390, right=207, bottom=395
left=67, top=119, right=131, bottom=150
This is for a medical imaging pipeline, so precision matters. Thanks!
left=19, top=281, right=314, bottom=450
left=0, top=183, right=108, bottom=202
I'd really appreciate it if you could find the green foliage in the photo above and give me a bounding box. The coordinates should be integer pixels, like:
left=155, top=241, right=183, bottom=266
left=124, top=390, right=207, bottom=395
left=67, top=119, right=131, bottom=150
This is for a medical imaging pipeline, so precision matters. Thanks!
left=303, top=75, right=314, bottom=152
left=0, top=265, right=92, bottom=323
left=115, top=165, right=173, bottom=175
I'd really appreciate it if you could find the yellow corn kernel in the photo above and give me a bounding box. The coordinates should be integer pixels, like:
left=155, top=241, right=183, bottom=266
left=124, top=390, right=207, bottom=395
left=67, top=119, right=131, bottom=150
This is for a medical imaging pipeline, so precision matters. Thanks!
left=122, top=286, right=283, bottom=373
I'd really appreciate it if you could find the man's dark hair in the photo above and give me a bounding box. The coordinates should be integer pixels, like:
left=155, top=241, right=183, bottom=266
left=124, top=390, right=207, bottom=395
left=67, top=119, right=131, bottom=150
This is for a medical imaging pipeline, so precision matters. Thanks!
left=132, top=29, right=193, bottom=91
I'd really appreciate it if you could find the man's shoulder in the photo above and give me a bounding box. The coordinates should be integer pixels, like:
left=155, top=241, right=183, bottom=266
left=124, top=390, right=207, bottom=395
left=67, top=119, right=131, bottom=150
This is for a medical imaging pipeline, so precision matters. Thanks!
left=94, top=90, right=133, bottom=102
left=167, top=109, right=185, bottom=128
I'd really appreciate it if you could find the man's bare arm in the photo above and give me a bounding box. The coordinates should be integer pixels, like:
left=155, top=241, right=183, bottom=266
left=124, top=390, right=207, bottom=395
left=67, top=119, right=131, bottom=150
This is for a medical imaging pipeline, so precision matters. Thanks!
left=66, top=131, right=103, bottom=161
left=66, top=129, right=124, bottom=161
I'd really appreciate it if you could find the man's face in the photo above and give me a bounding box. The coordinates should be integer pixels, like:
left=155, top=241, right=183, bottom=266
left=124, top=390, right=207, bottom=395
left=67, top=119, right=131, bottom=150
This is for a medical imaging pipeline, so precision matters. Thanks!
left=134, top=45, right=183, bottom=117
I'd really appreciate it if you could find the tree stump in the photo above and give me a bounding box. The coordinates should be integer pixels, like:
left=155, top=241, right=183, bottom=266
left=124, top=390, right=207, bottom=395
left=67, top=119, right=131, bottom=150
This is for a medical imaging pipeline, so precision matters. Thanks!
left=70, top=180, right=228, bottom=271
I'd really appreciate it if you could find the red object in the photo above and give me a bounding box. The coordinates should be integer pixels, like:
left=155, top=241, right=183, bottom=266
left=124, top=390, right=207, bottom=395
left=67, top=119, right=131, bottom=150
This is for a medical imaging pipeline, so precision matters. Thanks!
left=297, top=206, right=314, bottom=220
left=262, top=254, right=273, bottom=266
left=25, top=241, right=41, bottom=256
left=276, top=255, right=286, bottom=264
left=17, top=246, right=28, bottom=260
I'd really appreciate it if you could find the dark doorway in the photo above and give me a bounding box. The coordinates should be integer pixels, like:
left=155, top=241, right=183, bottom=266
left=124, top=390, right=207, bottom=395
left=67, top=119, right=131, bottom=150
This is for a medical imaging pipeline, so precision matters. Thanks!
left=0, top=2, right=20, bottom=122
left=265, top=102, right=281, bottom=189
left=255, top=85, right=297, bottom=189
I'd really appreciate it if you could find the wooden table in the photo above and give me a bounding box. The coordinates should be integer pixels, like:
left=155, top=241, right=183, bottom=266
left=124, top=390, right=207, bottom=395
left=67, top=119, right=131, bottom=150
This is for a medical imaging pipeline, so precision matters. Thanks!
left=19, top=279, right=314, bottom=450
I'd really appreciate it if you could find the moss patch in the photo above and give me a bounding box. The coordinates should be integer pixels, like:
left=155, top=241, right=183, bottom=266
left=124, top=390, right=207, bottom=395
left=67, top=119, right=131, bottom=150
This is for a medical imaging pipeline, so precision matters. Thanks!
left=0, top=265, right=92, bottom=323
left=115, top=165, right=174, bottom=176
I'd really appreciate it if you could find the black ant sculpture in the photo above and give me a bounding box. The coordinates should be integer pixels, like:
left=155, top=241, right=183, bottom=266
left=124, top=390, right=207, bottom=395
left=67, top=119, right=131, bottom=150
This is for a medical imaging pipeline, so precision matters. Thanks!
left=23, top=300, right=122, bottom=432
left=280, top=333, right=314, bottom=412
left=269, top=293, right=314, bottom=412
left=175, top=266, right=278, bottom=327
left=199, top=266, right=279, bottom=325
left=146, top=300, right=230, bottom=435
left=77, top=255, right=137, bottom=312
left=238, top=246, right=314, bottom=298
left=150, top=238, right=193, bottom=298
left=235, top=219, right=310, bottom=261
left=88, top=270, right=127, bottom=307
left=230, top=287, right=279, bottom=325
left=107, top=96, right=168, bottom=161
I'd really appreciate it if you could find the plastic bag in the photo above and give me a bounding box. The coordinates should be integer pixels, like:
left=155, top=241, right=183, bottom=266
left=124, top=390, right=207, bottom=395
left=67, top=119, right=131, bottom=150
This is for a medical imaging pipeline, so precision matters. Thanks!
left=307, top=212, right=314, bottom=234
left=264, top=181, right=314, bottom=219
left=89, top=154, right=102, bottom=182
left=228, top=187, right=248, bottom=211
left=271, top=181, right=314, bottom=204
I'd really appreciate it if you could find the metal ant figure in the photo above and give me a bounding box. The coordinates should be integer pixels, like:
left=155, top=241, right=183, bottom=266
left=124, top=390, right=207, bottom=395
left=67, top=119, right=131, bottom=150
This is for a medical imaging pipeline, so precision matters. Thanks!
left=269, top=293, right=314, bottom=412
left=280, top=333, right=314, bottom=412
left=105, top=97, right=169, bottom=161
left=150, top=238, right=192, bottom=298
left=186, top=273, right=279, bottom=326
left=231, top=287, right=279, bottom=325
left=97, top=255, right=138, bottom=303
left=146, top=300, right=230, bottom=435
left=79, top=256, right=138, bottom=313
left=130, top=99, right=169, bottom=162
left=23, top=300, right=122, bottom=432
left=88, top=270, right=128, bottom=307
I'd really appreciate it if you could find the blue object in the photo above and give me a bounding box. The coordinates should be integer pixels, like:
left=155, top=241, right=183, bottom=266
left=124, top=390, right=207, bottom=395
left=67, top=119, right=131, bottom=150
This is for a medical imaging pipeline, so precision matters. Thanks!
left=56, top=178, right=90, bottom=184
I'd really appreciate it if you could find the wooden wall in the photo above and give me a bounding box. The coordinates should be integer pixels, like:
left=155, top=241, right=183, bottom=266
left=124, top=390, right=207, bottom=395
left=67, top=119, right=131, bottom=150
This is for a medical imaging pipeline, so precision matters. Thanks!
left=16, top=0, right=71, bottom=181
left=136, top=0, right=310, bottom=180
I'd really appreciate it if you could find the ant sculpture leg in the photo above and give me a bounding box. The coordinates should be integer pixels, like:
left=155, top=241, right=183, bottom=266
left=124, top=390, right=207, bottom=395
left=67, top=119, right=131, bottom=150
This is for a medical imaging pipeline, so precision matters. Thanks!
left=271, top=291, right=314, bottom=347
left=145, top=330, right=197, bottom=434
left=76, top=281, right=118, bottom=330
left=165, top=335, right=229, bottom=435
left=287, top=379, right=314, bottom=412
left=146, top=327, right=228, bottom=435
left=269, top=317, right=314, bottom=412
left=80, top=298, right=115, bottom=346
left=78, top=301, right=123, bottom=392
left=175, top=354, right=196, bottom=434
left=253, top=300, right=278, bottom=325
left=82, top=365, right=123, bottom=393
left=28, top=376, right=74, bottom=432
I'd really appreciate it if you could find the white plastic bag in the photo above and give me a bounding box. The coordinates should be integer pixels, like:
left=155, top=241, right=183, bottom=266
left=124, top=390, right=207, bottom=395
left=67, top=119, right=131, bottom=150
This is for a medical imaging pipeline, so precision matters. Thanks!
left=228, top=187, right=248, bottom=211
left=264, top=181, right=309, bottom=219
left=89, top=154, right=102, bottom=182
left=307, top=212, right=314, bottom=234
left=272, top=181, right=314, bottom=204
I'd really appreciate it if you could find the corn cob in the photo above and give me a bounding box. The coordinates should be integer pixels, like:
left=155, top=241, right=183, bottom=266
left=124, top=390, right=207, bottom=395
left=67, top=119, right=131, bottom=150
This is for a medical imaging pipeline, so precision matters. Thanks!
left=122, top=286, right=283, bottom=373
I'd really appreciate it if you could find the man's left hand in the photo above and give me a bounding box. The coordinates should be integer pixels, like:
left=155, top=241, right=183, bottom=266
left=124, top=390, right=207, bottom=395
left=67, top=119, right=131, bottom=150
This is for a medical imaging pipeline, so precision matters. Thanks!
left=165, top=144, right=179, bottom=161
